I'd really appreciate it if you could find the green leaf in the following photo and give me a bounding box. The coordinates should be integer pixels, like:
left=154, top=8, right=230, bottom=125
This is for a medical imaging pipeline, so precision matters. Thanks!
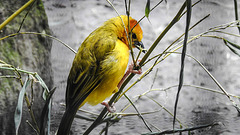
left=223, top=39, right=240, bottom=57
left=35, top=74, right=49, bottom=100
left=225, top=39, right=240, bottom=50
left=40, top=88, right=56, bottom=135
left=15, top=76, right=31, bottom=135
left=145, top=0, right=150, bottom=18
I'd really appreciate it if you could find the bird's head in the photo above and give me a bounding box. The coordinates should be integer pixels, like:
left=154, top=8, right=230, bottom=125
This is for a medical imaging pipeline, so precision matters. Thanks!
left=109, top=15, right=145, bottom=53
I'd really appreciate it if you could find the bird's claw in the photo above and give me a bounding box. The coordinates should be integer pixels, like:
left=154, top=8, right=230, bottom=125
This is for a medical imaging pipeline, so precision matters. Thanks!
left=117, top=59, right=143, bottom=88
left=101, top=101, right=116, bottom=113
left=127, top=59, right=142, bottom=75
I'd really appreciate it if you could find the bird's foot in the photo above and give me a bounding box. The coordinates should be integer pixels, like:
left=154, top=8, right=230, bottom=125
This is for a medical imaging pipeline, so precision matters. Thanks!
left=117, top=59, right=143, bottom=88
left=101, top=101, right=116, bottom=113
left=127, top=59, right=142, bottom=75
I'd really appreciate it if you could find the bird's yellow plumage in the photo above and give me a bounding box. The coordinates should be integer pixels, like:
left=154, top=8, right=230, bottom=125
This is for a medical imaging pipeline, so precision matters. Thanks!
left=57, top=15, right=144, bottom=135
left=83, top=39, right=130, bottom=106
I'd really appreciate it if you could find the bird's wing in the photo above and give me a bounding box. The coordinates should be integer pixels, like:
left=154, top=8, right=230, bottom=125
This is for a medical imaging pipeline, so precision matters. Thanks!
left=65, top=32, right=117, bottom=109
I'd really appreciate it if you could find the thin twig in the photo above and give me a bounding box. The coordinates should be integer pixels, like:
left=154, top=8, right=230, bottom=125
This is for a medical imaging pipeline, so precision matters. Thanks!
left=106, top=0, right=136, bottom=66
left=0, top=32, right=76, bottom=54
left=142, top=122, right=220, bottom=135
left=26, top=120, right=39, bottom=135
left=187, top=52, right=240, bottom=113
left=148, top=84, right=240, bottom=99
left=126, top=0, right=137, bottom=68
left=145, top=95, right=187, bottom=128
left=163, top=51, right=240, bottom=113
left=30, top=78, right=34, bottom=107
left=17, top=0, right=37, bottom=33
left=124, top=94, right=152, bottom=132
left=24, top=92, right=40, bottom=133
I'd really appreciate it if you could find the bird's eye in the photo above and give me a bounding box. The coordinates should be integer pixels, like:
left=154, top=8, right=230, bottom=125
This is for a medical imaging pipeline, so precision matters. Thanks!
left=132, top=33, right=137, bottom=39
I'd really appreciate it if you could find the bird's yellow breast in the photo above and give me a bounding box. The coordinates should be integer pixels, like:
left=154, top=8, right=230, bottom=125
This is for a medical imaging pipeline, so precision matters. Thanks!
left=82, top=39, right=129, bottom=106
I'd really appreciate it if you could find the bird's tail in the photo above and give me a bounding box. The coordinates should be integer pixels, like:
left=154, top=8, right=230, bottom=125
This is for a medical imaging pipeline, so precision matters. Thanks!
left=57, top=106, right=79, bottom=135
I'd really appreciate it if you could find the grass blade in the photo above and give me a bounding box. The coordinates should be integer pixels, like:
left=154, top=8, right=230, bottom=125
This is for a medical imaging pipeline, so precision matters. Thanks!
left=15, top=76, right=31, bottom=135
left=223, top=39, right=240, bottom=57
left=145, top=0, right=150, bottom=19
left=173, top=0, right=192, bottom=129
left=223, top=38, right=240, bottom=49
left=35, top=74, right=50, bottom=100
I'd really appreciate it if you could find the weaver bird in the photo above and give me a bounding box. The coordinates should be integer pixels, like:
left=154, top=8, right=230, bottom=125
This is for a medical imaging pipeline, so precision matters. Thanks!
left=57, top=15, right=144, bottom=135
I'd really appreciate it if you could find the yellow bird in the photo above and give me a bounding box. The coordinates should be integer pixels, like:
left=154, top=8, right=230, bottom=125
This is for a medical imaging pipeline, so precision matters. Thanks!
left=57, top=15, right=144, bottom=135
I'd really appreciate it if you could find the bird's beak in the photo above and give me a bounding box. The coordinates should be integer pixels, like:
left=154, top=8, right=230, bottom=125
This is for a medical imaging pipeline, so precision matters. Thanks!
left=134, top=41, right=146, bottom=53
